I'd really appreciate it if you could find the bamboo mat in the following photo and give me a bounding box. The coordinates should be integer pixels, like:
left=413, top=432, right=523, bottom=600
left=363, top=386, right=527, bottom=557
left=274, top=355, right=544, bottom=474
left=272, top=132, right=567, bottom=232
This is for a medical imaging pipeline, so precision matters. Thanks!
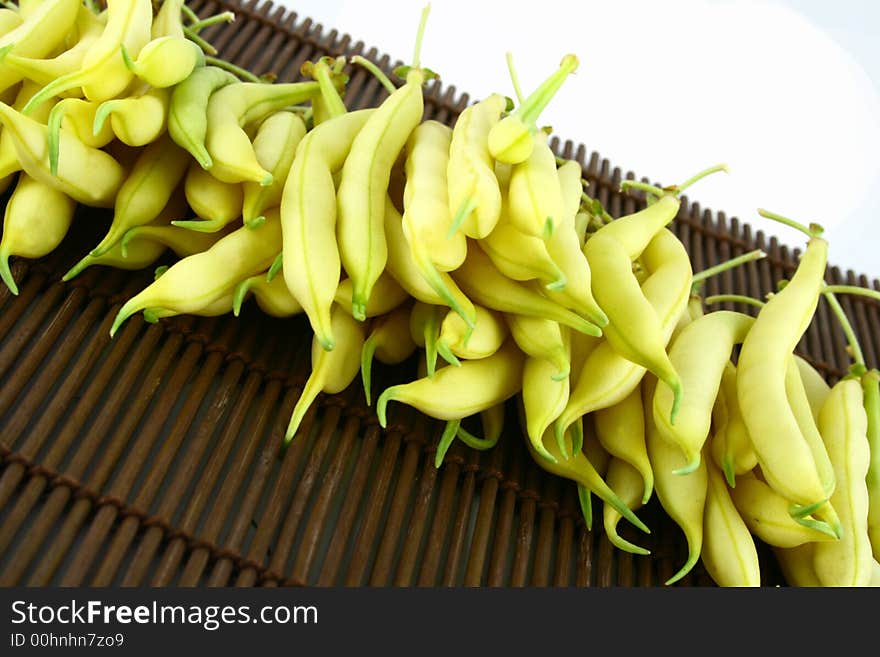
left=0, top=0, right=877, bottom=587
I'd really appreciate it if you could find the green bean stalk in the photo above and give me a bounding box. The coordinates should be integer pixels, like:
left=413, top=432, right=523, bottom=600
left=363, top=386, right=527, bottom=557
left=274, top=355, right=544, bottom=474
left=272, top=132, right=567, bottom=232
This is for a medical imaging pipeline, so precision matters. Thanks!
left=336, top=4, right=437, bottom=322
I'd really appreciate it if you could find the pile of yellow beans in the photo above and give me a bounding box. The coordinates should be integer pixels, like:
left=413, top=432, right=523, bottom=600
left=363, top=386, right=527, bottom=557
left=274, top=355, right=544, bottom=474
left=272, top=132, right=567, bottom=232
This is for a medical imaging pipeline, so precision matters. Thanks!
left=0, top=0, right=878, bottom=587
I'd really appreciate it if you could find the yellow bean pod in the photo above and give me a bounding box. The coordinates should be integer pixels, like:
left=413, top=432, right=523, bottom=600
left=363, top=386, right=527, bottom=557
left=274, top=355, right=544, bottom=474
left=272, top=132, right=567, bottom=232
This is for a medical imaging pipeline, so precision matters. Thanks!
left=204, top=79, right=321, bottom=185
left=280, top=109, right=373, bottom=351
left=543, top=159, right=608, bottom=327
left=334, top=272, right=409, bottom=320
left=377, top=339, right=525, bottom=426
left=360, top=302, right=417, bottom=406
left=556, top=228, right=691, bottom=442
left=701, top=458, right=761, bottom=587
left=122, top=34, right=204, bottom=88
left=813, top=377, right=873, bottom=586
left=453, top=243, right=602, bottom=337
left=436, top=304, right=507, bottom=362
left=602, top=457, right=650, bottom=556
left=402, top=119, right=465, bottom=271
left=22, top=0, right=153, bottom=112
left=337, top=68, right=425, bottom=321
left=110, top=209, right=282, bottom=336
left=479, top=221, right=566, bottom=289
left=175, top=160, right=244, bottom=233
left=736, top=235, right=830, bottom=510
left=0, top=100, right=124, bottom=207
left=242, top=110, right=306, bottom=228
left=383, top=193, right=447, bottom=306
left=285, top=303, right=367, bottom=442
left=643, top=375, right=707, bottom=586
left=91, top=131, right=191, bottom=257
left=0, top=80, right=56, bottom=188
left=522, top=349, right=570, bottom=463
left=586, top=230, right=686, bottom=422
left=233, top=271, right=303, bottom=319
left=507, top=130, right=565, bottom=239
left=594, top=386, right=653, bottom=505
left=709, top=361, right=758, bottom=487
left=527, top=422, right=650, bottom=537
left=93, top=85, right=170, bottom=148
left=62, top=192, right=204, bottom=280
left=446, top=92, right=506, bottom=239
left=784, top=354, right=838, bottom=529
left=653, top=310, right=754, bottom=474
left=0, top=173, right=76, bottom=294
left=729, top=471, right=839, bottom=547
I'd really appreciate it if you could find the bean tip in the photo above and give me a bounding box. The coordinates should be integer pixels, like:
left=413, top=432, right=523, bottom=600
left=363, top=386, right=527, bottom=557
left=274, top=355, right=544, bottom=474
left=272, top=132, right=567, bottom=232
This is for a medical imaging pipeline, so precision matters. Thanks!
left=671, top=453, right=701, bottom=476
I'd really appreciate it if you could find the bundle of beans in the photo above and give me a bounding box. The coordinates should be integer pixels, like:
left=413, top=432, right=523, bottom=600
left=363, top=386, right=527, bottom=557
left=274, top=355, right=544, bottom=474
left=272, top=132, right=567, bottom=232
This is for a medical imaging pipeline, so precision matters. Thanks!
left=0, top=0, right=878, bottom=586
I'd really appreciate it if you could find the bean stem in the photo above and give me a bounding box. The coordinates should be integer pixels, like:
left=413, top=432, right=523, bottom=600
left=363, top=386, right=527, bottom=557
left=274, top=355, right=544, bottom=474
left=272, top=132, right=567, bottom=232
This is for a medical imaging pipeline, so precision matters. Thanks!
left=184, top=27, right=218, bottom=56
left=188, top=11, right=235, bottom=32
left=267, top=253, right=283, bottom=282
left=181, top=3, right=201, bottom=25
left=676, top=163, right=729, bottom=194
left=758, top=208, right=824, bottom=239
left=350, top=55, right=397, bottom=94
left=823, top=287, right=865, bottom=367
left=506, top=51, right=526, bottom=105
left=204, top=56, right=263, bottom=83
left=305, top=57, right=348, bottom=119
left=456, top=424, right=500, bottom=451
left=411, top=4, right=431, bottom=72
left=691, top=249, right=766, bottom=290
left=622, top=163, right=729, bottom=201
left=823, top=284, right=880, bottom=304
left=620, top=179, right=665, bottom=198
left=704, top=293, right=766, bottom=309
left=577, top=485, right=593, bottom=531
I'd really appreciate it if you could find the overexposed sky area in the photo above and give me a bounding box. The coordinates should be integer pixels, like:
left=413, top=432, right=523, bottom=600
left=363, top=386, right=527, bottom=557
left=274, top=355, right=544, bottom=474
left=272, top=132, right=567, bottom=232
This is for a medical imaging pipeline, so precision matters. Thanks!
left=273, top=0, right=880, bottom=280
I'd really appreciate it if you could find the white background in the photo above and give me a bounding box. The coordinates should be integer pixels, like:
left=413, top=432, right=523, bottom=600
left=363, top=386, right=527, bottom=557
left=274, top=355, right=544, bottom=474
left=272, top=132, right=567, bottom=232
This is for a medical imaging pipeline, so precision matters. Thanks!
left=269, top=0, right=880, bottom=281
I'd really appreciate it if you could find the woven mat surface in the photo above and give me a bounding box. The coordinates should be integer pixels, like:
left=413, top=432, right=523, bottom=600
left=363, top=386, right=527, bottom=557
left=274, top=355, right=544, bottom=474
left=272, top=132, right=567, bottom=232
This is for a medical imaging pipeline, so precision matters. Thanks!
left=1, top=0, right=878, bottom=587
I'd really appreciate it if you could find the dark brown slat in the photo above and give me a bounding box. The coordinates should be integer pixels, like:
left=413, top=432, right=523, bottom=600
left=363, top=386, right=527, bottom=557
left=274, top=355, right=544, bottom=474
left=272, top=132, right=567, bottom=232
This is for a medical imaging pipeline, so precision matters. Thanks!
left=144, top=373, right=274, bottom=586
left=314, top=407, right=413, bottom=586
left=341, top=412, right=406, bottom=586
left=530, top=474, right=562, bottom=587
left=414, top=446, right=462, bottom=586
left=0, top=303, right=122, bottom=557
left=0, top=277, right=125, bottom=510
left=90, top=322, right=248, bottom=586
left=56, top=324, right=216, bottom=586
left=509, top=460, right=550, bottom=587
left=462, top=444, right=505, bottom=586
left=0, top=282, right=67, bottom=395
left=177, top=378, right=293, bottom=586
left=0, top=316, right=172, bottom=586
left=574, top=518, right=594, bottom=587
left=284, top=407, right=363, bottom=582
left=267, top=395, right=363, bottom=583
left=121, top=323, right=275, bottom=586
left=553, top=485, right=580, bottom=586
left=0, top=268, right=45, bottom=342
left=368, top=427, right=430, bottom=586
left=439, top=450, right=479, bottom=587
left=228, top=387, right=326, bottom=587
left=486, top=440, right=527, bottom=586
